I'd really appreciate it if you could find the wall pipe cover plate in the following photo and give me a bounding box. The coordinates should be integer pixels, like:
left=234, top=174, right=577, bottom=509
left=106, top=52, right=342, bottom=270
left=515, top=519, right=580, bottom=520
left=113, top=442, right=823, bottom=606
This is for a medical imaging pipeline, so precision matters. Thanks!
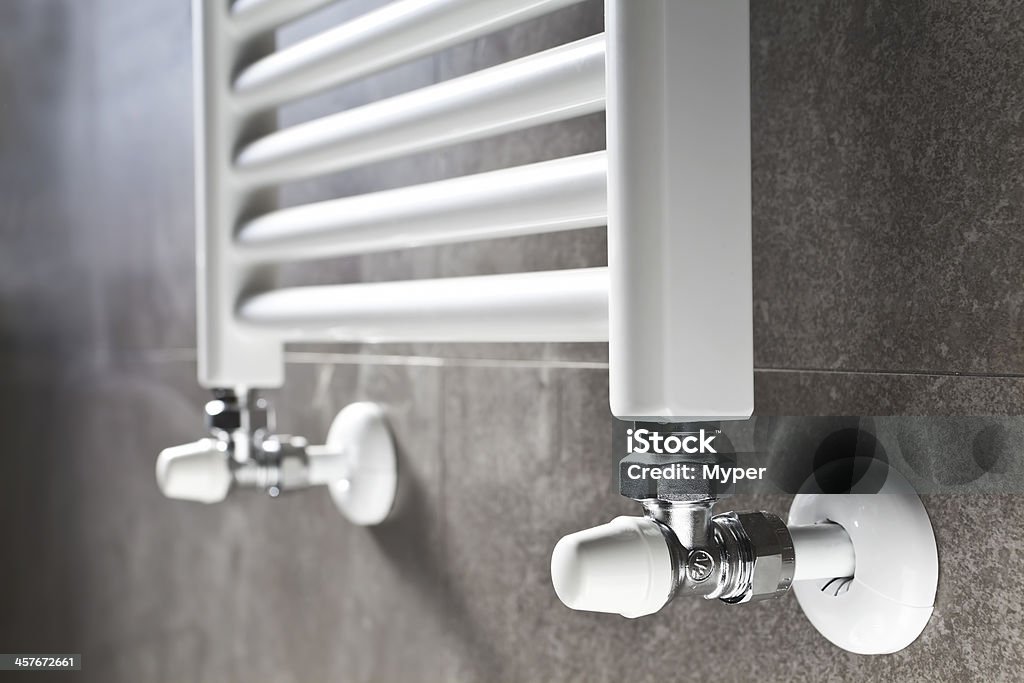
left=324, top=402, right=397, bottom=526
left=788, top=459, right=938, bottom=655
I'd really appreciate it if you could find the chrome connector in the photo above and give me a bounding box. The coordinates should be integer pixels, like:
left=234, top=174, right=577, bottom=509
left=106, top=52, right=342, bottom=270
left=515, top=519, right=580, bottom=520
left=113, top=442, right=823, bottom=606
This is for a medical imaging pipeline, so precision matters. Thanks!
left=641, top=501, right=795, bottom=605
left=713, top=510, right=795, bottom=603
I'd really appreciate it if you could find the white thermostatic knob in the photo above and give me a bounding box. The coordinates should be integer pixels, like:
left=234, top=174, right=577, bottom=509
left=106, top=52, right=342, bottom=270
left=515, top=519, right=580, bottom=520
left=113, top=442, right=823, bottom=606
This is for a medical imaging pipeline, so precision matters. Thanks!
left=156, top=439, right=232, bottom=504
left=551, top=516, right=674, bottom=618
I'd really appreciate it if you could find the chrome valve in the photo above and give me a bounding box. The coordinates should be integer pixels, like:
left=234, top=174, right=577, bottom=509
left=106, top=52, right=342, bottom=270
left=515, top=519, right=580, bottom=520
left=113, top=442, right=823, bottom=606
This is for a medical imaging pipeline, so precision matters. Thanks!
left=156, top=391, right=398, bottom=526
left=551, top=444, right=856, bottom=618
left=550, top=498, right=850, bottom=618
left=550, top=450, right=941, bottom=656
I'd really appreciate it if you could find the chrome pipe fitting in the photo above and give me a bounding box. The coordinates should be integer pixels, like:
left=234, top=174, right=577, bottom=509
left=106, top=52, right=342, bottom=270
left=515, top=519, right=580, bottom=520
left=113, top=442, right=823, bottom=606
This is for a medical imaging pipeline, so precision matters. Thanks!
left=157, top=390, right=320, bottom=501
left=711, top=510, right=795, bottom=603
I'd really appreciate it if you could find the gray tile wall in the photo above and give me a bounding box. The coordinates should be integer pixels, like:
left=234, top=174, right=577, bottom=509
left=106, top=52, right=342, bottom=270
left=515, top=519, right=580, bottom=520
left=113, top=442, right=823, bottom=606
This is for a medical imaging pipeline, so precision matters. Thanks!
left=0, top=0, right=1021, bottom=681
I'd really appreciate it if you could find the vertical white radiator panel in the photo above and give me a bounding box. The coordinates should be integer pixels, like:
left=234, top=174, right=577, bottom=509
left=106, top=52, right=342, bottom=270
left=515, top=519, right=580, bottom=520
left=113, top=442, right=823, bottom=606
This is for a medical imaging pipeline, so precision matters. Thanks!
left=606, top=0, right=753, bottom=421
left=195, top=0, right=284, bottom=388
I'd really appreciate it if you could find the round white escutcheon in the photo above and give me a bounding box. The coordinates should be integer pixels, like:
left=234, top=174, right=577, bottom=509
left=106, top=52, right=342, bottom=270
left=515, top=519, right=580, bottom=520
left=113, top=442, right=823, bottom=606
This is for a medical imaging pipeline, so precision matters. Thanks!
left=324, top=402, right=397, bottom=526
left=789, top=458, right=938, bottom=655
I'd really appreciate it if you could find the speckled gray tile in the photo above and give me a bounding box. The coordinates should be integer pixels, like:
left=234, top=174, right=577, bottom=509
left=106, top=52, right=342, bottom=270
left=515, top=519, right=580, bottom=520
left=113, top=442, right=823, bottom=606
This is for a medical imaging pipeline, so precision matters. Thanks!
left=751, top=0, right=1024, bottom=376
left=870, top=416, right=1024, bottom=493
left=755, top=369, right=1024, bottom=415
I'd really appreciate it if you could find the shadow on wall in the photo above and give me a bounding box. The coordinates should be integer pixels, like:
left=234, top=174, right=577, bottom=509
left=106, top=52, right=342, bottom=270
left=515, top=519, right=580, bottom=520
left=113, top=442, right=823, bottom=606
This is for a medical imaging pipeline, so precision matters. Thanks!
left=751, top=416, right=1019, bottom=495
left=0, top=355, right=205, bottom=660
left=367, top=438, right=506, bottom=680
left=755, top=417, right=888, bottom=493
left=0, top=356, right=82, bottom=653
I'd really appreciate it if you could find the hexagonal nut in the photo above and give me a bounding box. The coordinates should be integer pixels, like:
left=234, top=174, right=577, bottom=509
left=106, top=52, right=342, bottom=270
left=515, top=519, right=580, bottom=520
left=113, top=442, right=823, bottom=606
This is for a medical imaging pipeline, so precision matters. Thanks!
left=205, top=398, right=241, bottom=433
left=720, top=511, right=795, bottom=602
left=619, top=452, right=733, bottom=502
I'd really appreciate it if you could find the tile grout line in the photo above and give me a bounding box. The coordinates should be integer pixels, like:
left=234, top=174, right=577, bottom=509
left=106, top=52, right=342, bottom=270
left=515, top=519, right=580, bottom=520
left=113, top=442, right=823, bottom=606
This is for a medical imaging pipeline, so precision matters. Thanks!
left=132, top=347, right=1024, bottom=379
left=755, top=366, right=1024, bottom=379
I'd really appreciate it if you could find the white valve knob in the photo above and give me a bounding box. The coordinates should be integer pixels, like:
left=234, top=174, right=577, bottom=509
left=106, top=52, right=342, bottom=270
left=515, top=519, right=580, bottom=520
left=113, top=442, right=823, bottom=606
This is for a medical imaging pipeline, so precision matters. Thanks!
left=156, top=439, right=232, bottom=504
left=550, top=516, right=674, bottom=619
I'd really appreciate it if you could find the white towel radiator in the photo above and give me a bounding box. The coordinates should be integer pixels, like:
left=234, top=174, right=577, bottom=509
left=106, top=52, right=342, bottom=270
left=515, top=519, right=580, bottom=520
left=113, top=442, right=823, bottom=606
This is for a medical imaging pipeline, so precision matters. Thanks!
left=160, top=0, right=753, bottom=530
left=159, top=0, right=753, bottom=513
left=156, top=0, right=939, bottom=657
left=195, top=0, right=752, bottom=415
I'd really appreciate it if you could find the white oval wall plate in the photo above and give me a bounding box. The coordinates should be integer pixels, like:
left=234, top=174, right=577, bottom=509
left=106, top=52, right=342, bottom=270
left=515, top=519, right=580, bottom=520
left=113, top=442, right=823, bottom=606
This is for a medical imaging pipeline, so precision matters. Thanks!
left=789, top=459, right=938, bottom=655
left=324, top=402, right=398, bottom=526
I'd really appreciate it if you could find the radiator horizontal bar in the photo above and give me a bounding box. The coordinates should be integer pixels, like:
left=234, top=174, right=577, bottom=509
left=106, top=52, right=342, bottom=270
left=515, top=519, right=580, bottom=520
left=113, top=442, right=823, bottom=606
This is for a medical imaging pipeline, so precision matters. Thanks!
left=235, top=152, right=607, bottom=261
left=230, top=0, right=336, bottom=37
left=233, top=35, right=605, bottom=188
left=235, top=267, right=609, bottom=342
left=232, top=0, right=589, bottom=112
